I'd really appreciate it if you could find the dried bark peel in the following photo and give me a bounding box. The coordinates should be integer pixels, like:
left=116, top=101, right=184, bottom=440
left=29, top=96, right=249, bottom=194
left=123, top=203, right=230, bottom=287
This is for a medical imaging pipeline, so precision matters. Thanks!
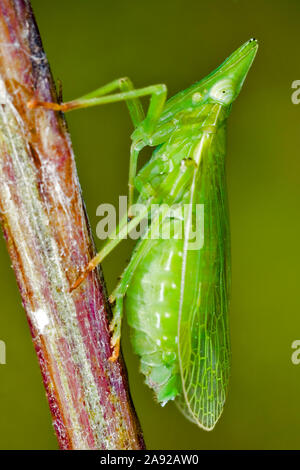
left=0, top=0, right=144, bottom=450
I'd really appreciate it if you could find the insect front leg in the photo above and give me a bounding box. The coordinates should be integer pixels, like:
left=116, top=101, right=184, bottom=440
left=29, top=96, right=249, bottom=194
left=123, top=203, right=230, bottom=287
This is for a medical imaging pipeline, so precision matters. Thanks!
left=28, top=80, right=167, bottom=133
left=28, top=79, right=167, bottom=204
left=28, top=77, right=145, bottom=127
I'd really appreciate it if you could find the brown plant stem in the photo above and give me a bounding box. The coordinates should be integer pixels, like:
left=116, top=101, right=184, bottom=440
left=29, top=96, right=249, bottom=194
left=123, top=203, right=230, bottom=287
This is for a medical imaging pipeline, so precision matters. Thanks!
left=0, top=0, right=144, bottom=450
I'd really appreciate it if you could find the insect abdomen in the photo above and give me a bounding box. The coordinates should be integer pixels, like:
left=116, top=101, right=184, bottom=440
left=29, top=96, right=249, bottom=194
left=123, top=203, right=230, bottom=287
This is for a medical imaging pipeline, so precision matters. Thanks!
left=125, top=236, right=184, bottom=403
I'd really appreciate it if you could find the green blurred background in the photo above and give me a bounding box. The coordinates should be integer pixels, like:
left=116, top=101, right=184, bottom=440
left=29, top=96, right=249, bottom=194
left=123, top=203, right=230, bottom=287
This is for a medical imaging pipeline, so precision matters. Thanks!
left=0, top=0, right=299, bottom=449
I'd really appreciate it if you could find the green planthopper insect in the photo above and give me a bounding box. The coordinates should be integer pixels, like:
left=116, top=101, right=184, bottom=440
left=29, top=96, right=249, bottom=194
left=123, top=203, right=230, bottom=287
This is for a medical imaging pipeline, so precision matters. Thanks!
left=29, top=39, right=258, bottom=430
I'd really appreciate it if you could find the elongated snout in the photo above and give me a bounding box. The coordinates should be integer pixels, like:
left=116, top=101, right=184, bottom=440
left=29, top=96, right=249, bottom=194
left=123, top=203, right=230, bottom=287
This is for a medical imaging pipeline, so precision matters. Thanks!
left=223, top=38, right=258, bottom=99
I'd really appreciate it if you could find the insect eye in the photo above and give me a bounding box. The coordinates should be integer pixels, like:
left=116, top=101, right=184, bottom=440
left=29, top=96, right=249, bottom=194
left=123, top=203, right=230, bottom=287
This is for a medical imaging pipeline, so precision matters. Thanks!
left=210, top=79, right=234, bottom=104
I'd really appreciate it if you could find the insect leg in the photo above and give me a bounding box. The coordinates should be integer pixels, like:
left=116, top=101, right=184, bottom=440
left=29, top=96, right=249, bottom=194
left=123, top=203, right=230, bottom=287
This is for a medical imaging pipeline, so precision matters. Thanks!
left=27, top=79, right=167, bottom=135
left=28, top=77, right=145, bottom=127
left=108, top=248, right=145, bottom=362
left=28, top=78, right=167, bottom=211
left=70, top=197, right=154, bottom=291
left=122, top=81, right=168, bottom=210
left=128, top=143, right=140, bottom=216
left=108, top=204, right=171, bottom=361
